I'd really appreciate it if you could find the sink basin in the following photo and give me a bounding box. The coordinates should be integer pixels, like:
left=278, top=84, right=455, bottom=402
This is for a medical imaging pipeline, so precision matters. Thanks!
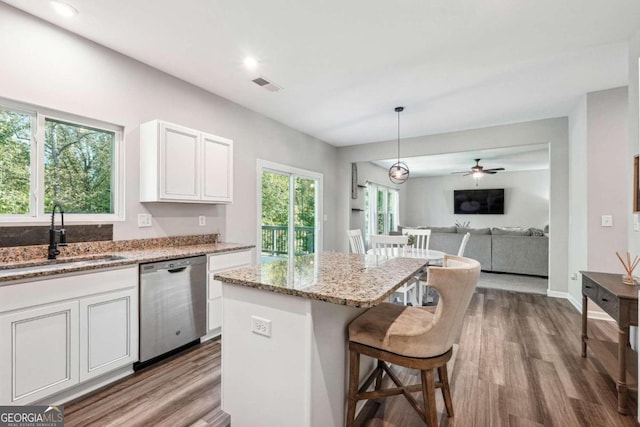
left=0, top=254, right=127, bottom=272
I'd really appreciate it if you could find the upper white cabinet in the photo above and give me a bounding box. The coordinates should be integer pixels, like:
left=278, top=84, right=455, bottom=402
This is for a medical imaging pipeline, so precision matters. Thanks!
left=140, top=120, right=233, bottom=204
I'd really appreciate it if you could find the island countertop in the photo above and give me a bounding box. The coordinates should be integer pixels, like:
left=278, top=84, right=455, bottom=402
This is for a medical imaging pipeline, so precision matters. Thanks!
left=214, top=251, right=428, bottom=308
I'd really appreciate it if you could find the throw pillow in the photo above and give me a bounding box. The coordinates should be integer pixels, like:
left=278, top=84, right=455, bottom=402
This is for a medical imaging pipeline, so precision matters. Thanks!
left=457, top=227, right=491, bottom=235
left=491, top=227, right=532, bottom=236
left=530, top=228, right=545, bottom=236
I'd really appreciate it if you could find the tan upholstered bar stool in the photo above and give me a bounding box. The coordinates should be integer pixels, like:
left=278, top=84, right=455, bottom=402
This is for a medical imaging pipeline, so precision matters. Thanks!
left=345, top=255, right=481, bottom=426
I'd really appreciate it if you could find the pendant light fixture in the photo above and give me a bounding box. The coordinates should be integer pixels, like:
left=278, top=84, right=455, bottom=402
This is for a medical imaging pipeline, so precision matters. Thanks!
left=388, top=106, right=409, bottom=184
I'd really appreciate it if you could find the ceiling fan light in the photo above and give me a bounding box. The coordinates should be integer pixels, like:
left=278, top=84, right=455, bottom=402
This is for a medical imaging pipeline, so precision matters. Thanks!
left=472, top=171, right=483, bottom=179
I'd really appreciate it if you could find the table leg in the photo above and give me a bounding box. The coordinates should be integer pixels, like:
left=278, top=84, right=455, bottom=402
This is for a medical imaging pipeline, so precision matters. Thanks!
left=616, top=327, right=629, bottom=414
left=581, top=295, right=587, bottom=358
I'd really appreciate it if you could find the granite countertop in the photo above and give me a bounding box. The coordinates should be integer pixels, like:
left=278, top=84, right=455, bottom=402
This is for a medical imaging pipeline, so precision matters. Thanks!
left=0, top=242, right=254, bottom=285
left=214, top=252, right=428, bottom=308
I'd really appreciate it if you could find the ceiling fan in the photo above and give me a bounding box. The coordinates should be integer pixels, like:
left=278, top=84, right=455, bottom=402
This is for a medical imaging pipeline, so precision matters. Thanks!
left=451, top=159, right=505, bottom=177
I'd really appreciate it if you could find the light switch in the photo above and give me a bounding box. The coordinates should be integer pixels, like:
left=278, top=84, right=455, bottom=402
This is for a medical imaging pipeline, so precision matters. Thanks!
left=634, top=214, right=640, bottom=232
left=601, top=215, right=613, bottom=227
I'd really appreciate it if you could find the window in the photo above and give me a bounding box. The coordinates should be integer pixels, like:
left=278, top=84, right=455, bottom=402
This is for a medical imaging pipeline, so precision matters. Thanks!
left=365, top=183, right=399, bottom=241
left=0, top=100, right=124, bottom=221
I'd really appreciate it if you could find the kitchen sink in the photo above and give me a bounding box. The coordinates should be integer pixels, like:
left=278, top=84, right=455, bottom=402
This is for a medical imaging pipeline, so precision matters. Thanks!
left=0, top=254, right=128, bottom=272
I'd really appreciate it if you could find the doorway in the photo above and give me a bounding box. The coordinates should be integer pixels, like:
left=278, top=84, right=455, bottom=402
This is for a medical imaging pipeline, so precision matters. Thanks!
left=257, top=160, right=322, bottom=264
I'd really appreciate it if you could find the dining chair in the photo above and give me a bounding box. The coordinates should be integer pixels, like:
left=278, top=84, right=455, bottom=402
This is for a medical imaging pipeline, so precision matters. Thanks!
left=402, top=228, right=431, bottom=250
left=457, top=232, right=471, bottom=256
left=346, top=255, right=481, bottom=427
left=347, top=229, right=365, bottom=254
left=369, top=234, right=415, bottom=305
left=402, top=228, right=431, bottom=304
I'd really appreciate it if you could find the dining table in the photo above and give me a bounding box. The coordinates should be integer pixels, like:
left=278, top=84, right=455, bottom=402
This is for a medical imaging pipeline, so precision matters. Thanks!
left=366, top=247, right=447, bottom=305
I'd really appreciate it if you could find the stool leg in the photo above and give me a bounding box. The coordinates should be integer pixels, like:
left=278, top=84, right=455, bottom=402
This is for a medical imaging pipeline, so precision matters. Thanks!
left=346, top=348, right=360, bottom=427
left=420, top=369, right=438, bottom=427
left=438, top=365, right=454, bottom=417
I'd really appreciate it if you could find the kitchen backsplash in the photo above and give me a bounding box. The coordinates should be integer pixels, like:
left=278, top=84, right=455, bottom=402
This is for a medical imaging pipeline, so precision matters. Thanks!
left=0, top=224, right=113, bottom=247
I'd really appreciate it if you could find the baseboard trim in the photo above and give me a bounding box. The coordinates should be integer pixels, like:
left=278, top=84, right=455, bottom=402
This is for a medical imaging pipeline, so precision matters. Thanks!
left=546, top=290, right=569, bottom=299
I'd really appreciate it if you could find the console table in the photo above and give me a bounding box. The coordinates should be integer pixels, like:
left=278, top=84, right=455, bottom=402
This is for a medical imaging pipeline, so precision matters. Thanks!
left=581, top=271, right=638, bottom=414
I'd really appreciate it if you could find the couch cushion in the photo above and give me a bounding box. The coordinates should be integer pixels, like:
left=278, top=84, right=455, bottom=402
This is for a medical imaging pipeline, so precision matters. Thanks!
left=491, top=227, right=532, bottom=236
left=457, top=227, right=491, bottom=235
left=491, top=235, right=548, bottom=276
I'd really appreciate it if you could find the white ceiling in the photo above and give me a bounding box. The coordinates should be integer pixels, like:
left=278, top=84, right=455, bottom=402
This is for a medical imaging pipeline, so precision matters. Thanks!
left=3, top=0, right=640, bottom=146
left=372, top=144, right=549, bottom=177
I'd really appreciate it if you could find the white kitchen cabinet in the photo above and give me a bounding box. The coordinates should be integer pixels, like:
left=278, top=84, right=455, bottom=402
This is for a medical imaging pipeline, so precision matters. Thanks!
left=0, top=266, right=138, bottom=405
left=204, top=250, right=252, bottom=338
left=140, top=120, right=233, bottom=204
left=79, top=288, right=138, bottom=382
left=0, top=301, right=79, bottom=405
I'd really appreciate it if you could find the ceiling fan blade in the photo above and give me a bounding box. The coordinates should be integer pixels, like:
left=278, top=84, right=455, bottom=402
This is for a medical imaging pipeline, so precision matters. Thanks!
left=450, top=171, right=470, bottom=175
left=485, top=171, right=497, bottom=174
left=484, top=168, right=505, bottom=172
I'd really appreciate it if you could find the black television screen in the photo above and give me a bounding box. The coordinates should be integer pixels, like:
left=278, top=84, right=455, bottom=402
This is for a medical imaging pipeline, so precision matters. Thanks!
left=454, top=189, right=504, bottom=214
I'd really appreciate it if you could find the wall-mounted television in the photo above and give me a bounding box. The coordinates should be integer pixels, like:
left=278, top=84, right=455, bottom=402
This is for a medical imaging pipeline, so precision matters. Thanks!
left=454, top=188, right=504, bottom=215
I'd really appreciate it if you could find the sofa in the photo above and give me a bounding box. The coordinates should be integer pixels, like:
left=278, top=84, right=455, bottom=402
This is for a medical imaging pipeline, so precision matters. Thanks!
left=397, top=226, right=549, bottom=277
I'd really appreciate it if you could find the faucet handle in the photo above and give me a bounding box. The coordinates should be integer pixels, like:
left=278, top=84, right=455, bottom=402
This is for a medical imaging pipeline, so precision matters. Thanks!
left=59, top=228, right=68, bottom=247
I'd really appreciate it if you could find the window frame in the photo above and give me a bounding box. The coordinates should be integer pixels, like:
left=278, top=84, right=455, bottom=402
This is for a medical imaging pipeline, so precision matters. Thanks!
left=365, top=183, right=399, bottom=243
left=0, top=98, right=125, bottom=223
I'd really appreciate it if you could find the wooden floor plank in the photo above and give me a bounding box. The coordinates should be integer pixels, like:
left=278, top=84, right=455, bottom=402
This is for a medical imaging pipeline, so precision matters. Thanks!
left=63, top=288, right=637, bottom=427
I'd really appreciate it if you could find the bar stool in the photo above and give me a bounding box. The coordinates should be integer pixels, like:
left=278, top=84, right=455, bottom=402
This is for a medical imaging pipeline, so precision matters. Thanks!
left=345, top=255, right=480, bottom=426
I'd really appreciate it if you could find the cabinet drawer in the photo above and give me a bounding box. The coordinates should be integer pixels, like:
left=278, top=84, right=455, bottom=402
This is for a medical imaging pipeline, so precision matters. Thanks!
left=208, top=250, right=252, bottom=273
left=582, top=280, right=598, bottom=302
left=597, top=286, right=619, bottom=322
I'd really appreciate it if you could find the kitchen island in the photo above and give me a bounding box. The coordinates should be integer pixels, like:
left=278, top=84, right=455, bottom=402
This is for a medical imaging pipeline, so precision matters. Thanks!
left=215, top=251, right=428, bottom=427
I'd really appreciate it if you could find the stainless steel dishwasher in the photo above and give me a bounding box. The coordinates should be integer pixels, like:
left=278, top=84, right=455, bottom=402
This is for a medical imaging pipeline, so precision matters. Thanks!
left=139, top=255, right=206, bottom=363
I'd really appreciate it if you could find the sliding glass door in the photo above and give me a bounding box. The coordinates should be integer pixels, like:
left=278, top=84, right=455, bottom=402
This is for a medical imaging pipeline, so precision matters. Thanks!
left=258, top=161, right=322, bottom=264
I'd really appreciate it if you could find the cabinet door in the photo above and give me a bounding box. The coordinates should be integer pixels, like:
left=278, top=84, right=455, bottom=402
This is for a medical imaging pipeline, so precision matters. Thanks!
left=79, top=288, right=138, bottom=382
left=206, top=251, right=252, bottom=334
left=159, top=122, right=201, bottom=200
left=0, top=301, right=79, bottom=405
left=201, top=132, right=233, bottom=203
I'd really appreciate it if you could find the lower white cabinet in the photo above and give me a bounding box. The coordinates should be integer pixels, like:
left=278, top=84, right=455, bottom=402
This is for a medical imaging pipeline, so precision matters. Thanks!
left=0, top=266, right=138, bottom=405
left=79, top=288, right=137, bottom=382
left=206, top=250, right=252, bottom=337
left=0, top=301, right=80, bottom=404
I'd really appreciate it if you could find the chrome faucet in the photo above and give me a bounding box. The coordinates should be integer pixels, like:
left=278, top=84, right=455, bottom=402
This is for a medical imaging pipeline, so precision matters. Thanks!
left=48, top=202, right=67, bottom=260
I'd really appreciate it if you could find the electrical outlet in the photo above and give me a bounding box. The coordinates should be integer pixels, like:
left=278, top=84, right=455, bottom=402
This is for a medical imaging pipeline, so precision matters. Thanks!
left=199, top=216, right=206, bottom=226
left=137, top=213, right=152, bottom=227
left=634, top=214, right=640, bottom=232
left=251, top=316, right=272, bottom=337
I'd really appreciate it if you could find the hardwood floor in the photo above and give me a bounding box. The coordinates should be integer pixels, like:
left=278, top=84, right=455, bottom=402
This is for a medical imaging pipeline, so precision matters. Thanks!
left=64, top=288, right=636, bottom=426
left=64, top=339, right=229, bottom=427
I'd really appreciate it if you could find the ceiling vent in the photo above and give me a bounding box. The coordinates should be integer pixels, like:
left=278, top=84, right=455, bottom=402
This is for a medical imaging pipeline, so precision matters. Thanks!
left=252, top=76, right=282, bottom=92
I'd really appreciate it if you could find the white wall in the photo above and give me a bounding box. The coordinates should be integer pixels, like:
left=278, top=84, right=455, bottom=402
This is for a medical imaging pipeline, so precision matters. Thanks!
left=337, top=118, right=569, bottom=294
left=568, top=95, right=588, bottom=307
left=0, top=4, right=339, bottom=249
left=587, top=87, right=629, bottom=271
left=402, top=170, right=549, bottom=229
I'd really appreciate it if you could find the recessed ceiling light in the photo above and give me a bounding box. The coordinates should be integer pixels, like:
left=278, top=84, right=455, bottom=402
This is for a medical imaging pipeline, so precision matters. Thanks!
left=50, top=1, right=78, bottom=17
left=243, top=57, right=258, bottom=69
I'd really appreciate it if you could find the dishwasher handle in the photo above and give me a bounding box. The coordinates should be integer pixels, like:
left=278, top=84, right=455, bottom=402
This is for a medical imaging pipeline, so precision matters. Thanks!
left=167, top=267, right=187, bottom=273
